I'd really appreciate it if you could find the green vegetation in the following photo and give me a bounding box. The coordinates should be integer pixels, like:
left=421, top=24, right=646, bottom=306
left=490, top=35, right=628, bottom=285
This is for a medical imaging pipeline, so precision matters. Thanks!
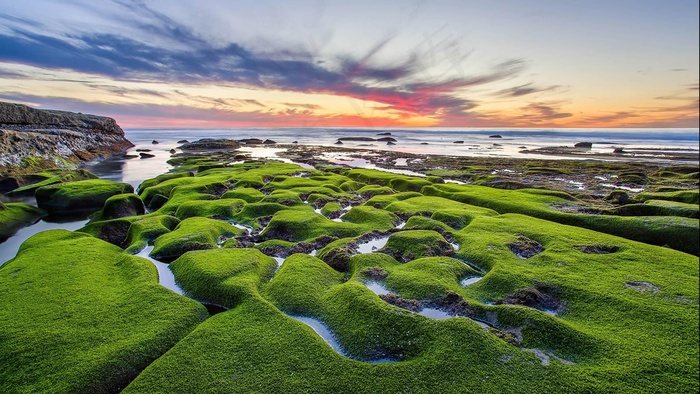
left=0, top=230, right=207, bottom=393
left=3, top=160, right=698, bottom=393
left=0, top=202, right=45, bottom=240
left=151, top=217, right=244, bottom=261
left=35, top=179, right=134, bottom=214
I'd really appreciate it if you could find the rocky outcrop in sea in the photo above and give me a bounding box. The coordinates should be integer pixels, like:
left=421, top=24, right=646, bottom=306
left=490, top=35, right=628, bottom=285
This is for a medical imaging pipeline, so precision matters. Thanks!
left=0, top=101, right=133, bottom=171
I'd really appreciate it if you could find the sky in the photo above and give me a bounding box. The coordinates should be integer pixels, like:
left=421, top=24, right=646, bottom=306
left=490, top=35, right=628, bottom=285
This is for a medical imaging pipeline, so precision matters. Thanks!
left=0, top=0, right=698, bottom=129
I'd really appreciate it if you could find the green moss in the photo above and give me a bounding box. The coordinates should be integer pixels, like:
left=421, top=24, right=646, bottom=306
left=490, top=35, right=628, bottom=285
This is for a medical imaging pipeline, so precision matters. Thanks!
left=137, top=172, right=193, bottom=193
left=423, top=183, right=699, bottom=255
left=634, top=190, right=699, bottom=204
left=0, top=202, right=45, bottom=241
left=170, top=248, right=277, bottom=306
left=383, top=256, right=481, bottom=300
left=364, top=191, right=422, bottom=209
left=384, top=196, right=498, bottom=227
left=357, top=184, right=395, bottom=198
left=220, top=187, right=264, bottom=202
left=341, top=205, right=399, bottom=229
left=339, top=180, right=365, bottom=191
left=404, top=215, right=455, bottom=232
left=35, top=179, right=134, bottom=214
left=260, top=190, right=304, bottom=206
left=174, top=198, right=247, bottom=220
left=151, top=217, right=245, bottom=261
left=261, top=208, right=373, bottom=242
left=382, top=230, right=455, bottom=262
left=0, top=230, right=206, bottom=393
left=93, top=193, right=145, bottom=221
left=6, top=169, right=98, bottom=197
left=610, top=200, right=699, bottom=218
left=320, top=201, right=343, bottom=217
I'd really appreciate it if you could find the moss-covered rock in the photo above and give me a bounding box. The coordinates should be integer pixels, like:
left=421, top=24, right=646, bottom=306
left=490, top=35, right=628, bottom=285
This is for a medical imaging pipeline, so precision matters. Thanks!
left=35, top=179, right=133, bottom=214
left=0, top=202, right=45, bottom=241
left=382, top=230, right=455, bottom=262
left=151, top=217, right=245, bottom=261
left=95, top=193, right=145, bottom=220
left=0, top=230, right=207, bottom=393
left=170, top=248, right=277, bottom=307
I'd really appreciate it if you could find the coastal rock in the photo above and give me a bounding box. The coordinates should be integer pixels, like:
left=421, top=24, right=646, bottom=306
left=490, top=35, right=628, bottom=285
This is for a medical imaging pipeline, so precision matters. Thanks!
left=574, top=142, right=593, bottom=149
left=489, top=134, right=503, bottom=138
left=453, top=141, right=464, bottom=144
left=179, top=138, right=241, bottom=150
left=152, top=140, right=159, bottom=144
left=337, top=137, right=376, bottom=142
left=139, top=152, right=156, bottom=159
left=35, top=179, right=134, bottom=214
left=377, top=132, right=392, bottom=136
left=177, top=139, right=189, bottom=144
left=263, top=139, right=277, bottom=144
left=0, top=101, right=133, bottom=172
left=238, top=138, right=264, bottom=145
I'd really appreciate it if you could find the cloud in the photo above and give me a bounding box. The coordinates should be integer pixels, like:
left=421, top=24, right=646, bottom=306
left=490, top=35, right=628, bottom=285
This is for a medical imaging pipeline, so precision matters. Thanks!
left=495, top=82, right=562, bottom=98
left=519, top=102, right=573, bottom=121
left=0, top=4, right=537, bottom=125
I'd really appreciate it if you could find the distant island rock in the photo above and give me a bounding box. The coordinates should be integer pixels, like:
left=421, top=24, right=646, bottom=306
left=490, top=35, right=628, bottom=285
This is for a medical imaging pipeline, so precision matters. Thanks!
left=489, top=134, right=503, bottom=138
left=574, top=142, right=593, bottom=149
left=179, top=138, right=241, bottom=150
left=337, top=137, right=376, bottom=142
left=0, top=101, right=133, bottom=172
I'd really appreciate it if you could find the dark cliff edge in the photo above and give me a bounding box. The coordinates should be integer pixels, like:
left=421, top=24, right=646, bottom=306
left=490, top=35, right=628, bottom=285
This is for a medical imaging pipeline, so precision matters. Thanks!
left=0, top=101, right=133, bottom=174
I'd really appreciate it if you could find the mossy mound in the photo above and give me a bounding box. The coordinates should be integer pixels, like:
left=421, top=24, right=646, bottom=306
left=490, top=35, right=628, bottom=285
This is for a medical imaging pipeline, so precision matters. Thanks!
left=381, top=230, right=455, bottom=262
left=0, top=230, right=207, bottom=393
left=634, top=189, right=699, bottom=204
left=170, top=248, right=277, bottom=306
left=35, top=179, right=134, bottom=214
left=151, top=217, right=245, bottom=261
left=423, top=183, right=699, bottom=255
left=0, top=202, right=45, bottom=241
left=5, top=168, right=98, bottom=197
left=94, top=193, right=145, bottom=220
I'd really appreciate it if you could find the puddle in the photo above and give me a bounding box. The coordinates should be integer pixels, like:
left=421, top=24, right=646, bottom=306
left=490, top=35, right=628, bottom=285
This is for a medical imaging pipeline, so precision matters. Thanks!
left=355, top=235, right=391, bottom=254
left=309, top=250, right=318, bottom=257
left=395, top=221, right=406, bottom=229
left=231, top=222, right=253, bottom=234
left=135, top=245, right=184, bottom=295
left=418, top=307, right=452, bottom=319
left=0, top=217, right=90, bottom=267
left=450, top=242, right=460, bottom=251
left=288, top=315, right=346, bottom=356
left=460, top=276, right=483, bottom=286
left=554, top=178, right=585, bottom=190
left=364, top=280, right=391, bottom=295
left=599, top=183, right=645, bottom=193
left=394, top=158, right=408, bottom=166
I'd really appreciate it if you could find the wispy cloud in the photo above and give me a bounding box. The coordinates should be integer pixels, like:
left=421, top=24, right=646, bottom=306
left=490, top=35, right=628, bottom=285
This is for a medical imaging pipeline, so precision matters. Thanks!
left=495, top=82, right=562, bottom=98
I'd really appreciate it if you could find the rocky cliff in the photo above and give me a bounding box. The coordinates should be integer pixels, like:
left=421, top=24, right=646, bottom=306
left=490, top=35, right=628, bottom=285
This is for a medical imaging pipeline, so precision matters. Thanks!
left=0, top=101, right=133, bottom=172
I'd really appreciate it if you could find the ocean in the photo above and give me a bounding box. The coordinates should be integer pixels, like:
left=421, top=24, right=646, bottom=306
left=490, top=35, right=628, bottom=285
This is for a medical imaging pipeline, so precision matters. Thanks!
left=125, top=127, right=699, bottom=160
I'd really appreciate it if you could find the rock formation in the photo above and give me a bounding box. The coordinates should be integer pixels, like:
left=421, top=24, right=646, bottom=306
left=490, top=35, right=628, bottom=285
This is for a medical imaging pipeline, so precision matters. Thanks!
left=0, top=101, right=133, bottom=172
